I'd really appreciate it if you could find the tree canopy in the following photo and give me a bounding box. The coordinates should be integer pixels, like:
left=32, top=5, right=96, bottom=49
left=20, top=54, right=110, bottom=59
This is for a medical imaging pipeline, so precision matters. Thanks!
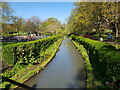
left=67, top=2, right=119, bottom=38
left=1, top=2, right=63, bottom=37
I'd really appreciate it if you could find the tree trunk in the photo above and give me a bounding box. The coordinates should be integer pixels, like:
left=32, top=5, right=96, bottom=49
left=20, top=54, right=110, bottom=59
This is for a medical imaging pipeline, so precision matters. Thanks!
left=115, top=23, right=119, bottom=38
left=37, top=32, right=39, bottom=36
left=17, top=32, right=18, bottom=37
left=30, top=31, right=31, bottom=36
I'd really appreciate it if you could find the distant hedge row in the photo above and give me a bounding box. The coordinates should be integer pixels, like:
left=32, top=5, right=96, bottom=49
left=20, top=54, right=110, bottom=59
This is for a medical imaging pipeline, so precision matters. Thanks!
left=2, top=35, right=61, bottom=68
left=71, top=35, right=120, bottom=87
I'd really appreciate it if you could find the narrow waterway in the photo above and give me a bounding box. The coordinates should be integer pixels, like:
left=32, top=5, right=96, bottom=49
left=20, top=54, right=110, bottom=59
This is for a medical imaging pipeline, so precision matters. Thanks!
left=23, top=38, right=86, bottom=88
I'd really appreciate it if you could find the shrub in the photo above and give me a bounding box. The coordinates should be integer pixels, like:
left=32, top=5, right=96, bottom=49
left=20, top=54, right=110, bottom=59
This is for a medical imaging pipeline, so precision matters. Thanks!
left=71, top=35, right=120, bottom=87
left=1, top=36, right=62, bottom=89
left=2, top=35, right=61, bottom=68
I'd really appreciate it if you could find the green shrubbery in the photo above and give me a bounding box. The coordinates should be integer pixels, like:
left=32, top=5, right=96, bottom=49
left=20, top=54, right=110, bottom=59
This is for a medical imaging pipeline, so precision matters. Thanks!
left=72, top=40, right=99, bottom=88
left=1, top=35, right=62, bottom=88
left=71, top=35, right=120, bottom=88
left=2, top=42, right=21, bottom=45
left=2, top=35, right=61, bottom=67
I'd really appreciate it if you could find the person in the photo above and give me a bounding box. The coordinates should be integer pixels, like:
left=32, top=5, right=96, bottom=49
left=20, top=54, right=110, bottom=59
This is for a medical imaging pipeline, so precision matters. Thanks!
left=108, top=33, right=112, bottom=40
left=100, top=37, right=103, bottom=41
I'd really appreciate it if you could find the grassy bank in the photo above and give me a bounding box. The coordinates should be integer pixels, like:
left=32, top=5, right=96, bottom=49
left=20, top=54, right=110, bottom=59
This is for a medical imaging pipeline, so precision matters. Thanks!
left=71, top=40, right=101, bottom=88
left=1, top=36, right=62, bottom=89
left=70, top=35, right=120, bottom=88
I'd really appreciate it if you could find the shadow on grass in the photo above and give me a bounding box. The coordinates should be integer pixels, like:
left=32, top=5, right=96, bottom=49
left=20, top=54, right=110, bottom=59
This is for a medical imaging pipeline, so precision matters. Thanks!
left=101, top=45, right=118, bottom=51
left=2, top=76, right=35, bottom=90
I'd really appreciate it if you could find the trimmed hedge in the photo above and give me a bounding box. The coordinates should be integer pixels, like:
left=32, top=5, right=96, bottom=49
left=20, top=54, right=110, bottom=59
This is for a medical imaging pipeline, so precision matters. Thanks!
left=72, top=40, right=98, bottom=88
left=2, top=35, right=61, bottom=68
left=71, top=35, right=120, bottom=87
left=1, top=38, right=63, bottom=88
left=2, top=42, right=21, bottom=45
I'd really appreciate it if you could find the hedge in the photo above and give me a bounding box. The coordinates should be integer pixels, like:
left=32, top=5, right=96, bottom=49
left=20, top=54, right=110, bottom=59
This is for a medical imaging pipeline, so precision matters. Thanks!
left=2, top=35, right=61, bottom=68
left=72, top=40, right=99, bottom=88
left=71, top=35, right=120, bottom=87
left=1, top=38, right=63, bottom=88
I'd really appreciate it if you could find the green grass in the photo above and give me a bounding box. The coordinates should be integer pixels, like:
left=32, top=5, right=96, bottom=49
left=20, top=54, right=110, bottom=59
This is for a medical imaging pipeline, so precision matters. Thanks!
left=72, top=40, right=102, bottom=88
left=71, top=35, right=120, bottom=88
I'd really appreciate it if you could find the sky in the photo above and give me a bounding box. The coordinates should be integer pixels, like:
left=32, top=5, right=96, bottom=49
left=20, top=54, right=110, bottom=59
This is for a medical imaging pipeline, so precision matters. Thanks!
left=10, top=2, right=75, bottom=24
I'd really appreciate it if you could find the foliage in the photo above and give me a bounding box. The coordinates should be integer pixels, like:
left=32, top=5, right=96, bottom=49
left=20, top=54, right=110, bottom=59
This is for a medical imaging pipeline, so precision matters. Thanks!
left=1, top=2, right=14, bottom=36
left=41, top=17, right=63, bottom=34
left=1, top=37, right=62, bottom=89
left=72, top=40, right=101, bottom=88
left=67, top=2, right=119, bottom=38
left=24, top=16, right=41, bottom=35
left=1, top=2, right=14, bottom=23
left=11, top=16, right=25, bottom=33
left=71, top=35, right=120, bottom=88
left=1, top=2, right=63, bottom=37
left=2, top=35, right=61, bottom=68
left=1, top=42, right=21, bottom=45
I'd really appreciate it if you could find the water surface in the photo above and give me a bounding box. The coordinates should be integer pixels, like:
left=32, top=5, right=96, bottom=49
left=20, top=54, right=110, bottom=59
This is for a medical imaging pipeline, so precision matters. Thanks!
left=23, top=38, right=86, bottom=88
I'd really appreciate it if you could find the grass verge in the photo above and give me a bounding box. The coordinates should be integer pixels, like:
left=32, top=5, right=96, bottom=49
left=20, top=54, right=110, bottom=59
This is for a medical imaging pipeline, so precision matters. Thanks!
left=71, top=40, right=102, bottom=88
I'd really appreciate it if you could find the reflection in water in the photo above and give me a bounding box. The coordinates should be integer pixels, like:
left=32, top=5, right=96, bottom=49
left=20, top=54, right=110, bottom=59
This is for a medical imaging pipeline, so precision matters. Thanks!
left=23, top=38, right=86, bottom=88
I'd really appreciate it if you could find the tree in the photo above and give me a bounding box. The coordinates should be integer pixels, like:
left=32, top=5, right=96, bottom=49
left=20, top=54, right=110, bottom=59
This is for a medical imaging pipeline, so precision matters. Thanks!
left=29, top=16, right=41, bottom=35
left=24, top=19, right=35, bottom=33
left=41, top=17, right=63, bottom=35
left=1, top=2, right=14, bottom=23
left=101, top=2, right=119, bottom=38
left=67, top=2, right=119, bottom=38
left=46, top=22, right=62, bottom=34
left=46, top=17, right=58, bottom=24
left=67, top=2, right=96, bottom=35
left=24, top=16, right=41, bottom=35
left=11, top=16, right=25, bottom=33
left=1, top=2, right=14, bottom=36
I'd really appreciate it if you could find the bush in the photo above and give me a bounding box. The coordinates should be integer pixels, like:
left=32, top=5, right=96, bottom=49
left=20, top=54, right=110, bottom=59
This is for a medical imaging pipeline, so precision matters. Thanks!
left=1, top=36, right=62, bottom=89
left=2, top=35, right=61, bottom=68
left=71, top=35, right=120, bottom=87
left=2, top=42, right=21, bottom=45
left=72, top=40, right=98, bottom=88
